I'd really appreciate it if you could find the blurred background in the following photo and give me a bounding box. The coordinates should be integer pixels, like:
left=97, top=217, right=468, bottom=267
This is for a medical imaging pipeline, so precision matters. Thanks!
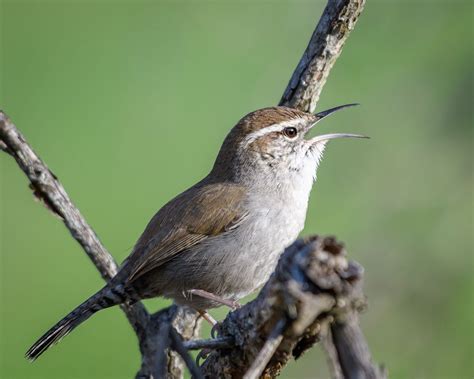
left=1, top=0, right=472, bottom=378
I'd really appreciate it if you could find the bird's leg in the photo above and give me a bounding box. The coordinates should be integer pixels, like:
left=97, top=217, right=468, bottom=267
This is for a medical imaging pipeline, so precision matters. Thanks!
left=196, top=310, right=221, bottom=339
left=191, top=289, right=242, bottom=341
left=187, top=289, right=241, bottom=310
left=198, top=310, right=217, bottom=326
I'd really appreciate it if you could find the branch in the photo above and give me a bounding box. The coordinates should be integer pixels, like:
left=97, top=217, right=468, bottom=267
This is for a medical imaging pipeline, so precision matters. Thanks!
left=280, top=0, right=366, bottom=112
left=2, top=0, right=373, bottom=377
left=183, top=337, right=233, bottom=351
left=136, top=305, right=201, bottom=379
left=242, top=319, right=286, bottom=379
left=0, top=112, right=120, bottom=281
left=327, top=313, right=387, bottom=379
left=0, top=111, right=149, bottom=335
left=199, top=236, right=383, bottom=378
left=0, top=112, right=200, bottom=377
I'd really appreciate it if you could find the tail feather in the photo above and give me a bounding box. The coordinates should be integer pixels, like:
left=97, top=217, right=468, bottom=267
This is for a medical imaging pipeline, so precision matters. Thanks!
left=26, top=286, right=125, bottom=361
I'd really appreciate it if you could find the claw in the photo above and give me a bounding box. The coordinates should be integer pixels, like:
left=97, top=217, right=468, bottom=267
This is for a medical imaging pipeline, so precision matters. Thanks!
left=210, top=323, right=222, bottom=339
left=196, top=348, right=211, bottom=366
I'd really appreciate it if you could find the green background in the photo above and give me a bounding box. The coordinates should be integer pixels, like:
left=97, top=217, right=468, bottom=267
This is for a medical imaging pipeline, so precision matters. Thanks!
left=1, top=1, right=472, bottom=378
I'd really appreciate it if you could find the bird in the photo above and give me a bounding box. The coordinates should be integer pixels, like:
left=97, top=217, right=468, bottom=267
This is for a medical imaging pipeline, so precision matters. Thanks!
left=26, top=104, right=366, bottom=360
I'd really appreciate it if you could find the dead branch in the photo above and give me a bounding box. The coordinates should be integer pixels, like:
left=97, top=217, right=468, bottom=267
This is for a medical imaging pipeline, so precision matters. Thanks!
left=199, top=236, right=384, bottom=378
left=0, top=111, right=148, bottom=335
left=280, top=0, right=366, bottom=112
left=0, top=112, right=202, bottom=378
left=327, top=313, right=387, bottom=379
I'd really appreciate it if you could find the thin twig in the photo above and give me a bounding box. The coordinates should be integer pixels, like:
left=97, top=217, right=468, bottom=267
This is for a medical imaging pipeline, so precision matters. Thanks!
left=243, top=319, right=287, bottom=379
left=170, top=328, right=204, bottom=379
left=183, top=337, right=234, bottom=351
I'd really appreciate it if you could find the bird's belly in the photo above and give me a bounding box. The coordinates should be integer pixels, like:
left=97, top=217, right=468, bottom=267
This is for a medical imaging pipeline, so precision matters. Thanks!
left=158, top=205, right=305, bottom=309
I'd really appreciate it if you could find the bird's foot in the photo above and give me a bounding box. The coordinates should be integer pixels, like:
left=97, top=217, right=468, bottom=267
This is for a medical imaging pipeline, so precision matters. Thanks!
left=197, top=310, right=222, bottom=338
left=188, top=289, right=241, bottom=310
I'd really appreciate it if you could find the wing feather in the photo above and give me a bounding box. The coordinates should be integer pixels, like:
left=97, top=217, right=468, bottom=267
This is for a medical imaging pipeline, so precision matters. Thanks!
left=126, top=182, right=246, bottom=282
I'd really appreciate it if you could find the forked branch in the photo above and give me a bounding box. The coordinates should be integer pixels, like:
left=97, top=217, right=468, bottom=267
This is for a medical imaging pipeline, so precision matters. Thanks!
left=1, top=0, right=379, bottom=378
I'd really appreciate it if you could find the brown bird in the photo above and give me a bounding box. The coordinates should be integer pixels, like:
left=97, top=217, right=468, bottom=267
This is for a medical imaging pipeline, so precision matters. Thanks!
left=26, top=104, right=365, bottom=360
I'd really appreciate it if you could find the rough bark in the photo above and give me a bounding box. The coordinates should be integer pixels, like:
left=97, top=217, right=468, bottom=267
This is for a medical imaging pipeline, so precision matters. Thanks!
left=199, top=236, right=383, bottom=379
left=327, top=313, right=387, bottom=379
left=1, top=0, right=381, bottom=378
left=280, top=0, right=366, bottom=112
left=136, top=306, right=202, bottom=379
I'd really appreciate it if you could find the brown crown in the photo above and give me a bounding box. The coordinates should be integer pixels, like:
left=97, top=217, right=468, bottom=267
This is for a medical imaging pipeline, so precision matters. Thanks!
left=234, top=106, right=312, bottom=136
left=209, top=106, right=313, bottom=179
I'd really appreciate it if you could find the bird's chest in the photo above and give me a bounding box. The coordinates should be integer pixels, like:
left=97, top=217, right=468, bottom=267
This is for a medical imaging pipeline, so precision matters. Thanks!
left=219, top=186, right=310, bottom=297
left=249, top=171, right=313, bottom=251
left=247, top=195, right=306, bottom=251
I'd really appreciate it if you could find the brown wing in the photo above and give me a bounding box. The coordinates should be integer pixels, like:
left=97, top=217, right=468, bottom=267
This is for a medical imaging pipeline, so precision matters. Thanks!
left=126, top=181, right=247, bottom=282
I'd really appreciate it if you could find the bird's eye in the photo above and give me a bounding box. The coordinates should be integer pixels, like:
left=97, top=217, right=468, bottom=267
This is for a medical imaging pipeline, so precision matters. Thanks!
left=283, top=127, right=298, bottom=139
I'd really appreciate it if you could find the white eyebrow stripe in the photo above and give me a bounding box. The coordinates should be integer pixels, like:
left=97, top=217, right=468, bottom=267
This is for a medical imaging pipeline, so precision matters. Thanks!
left=241, top=118, right=303, bottom=148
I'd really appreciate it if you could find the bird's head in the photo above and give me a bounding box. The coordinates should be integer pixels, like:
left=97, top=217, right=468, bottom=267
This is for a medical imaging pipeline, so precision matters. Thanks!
left=211, top=104, right=367, bottom=185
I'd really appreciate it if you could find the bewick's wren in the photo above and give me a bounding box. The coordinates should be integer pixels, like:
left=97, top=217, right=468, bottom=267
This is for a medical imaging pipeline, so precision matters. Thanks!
left=26, top=104, right=366, bottom=360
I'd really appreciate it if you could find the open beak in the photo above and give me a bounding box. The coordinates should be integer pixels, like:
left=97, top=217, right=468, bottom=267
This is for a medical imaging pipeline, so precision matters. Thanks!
left=310, top=133, right=369, bottom=143
left=313, top=103, right=359, bottom=121
left=308, top=103, right=368, bottom=143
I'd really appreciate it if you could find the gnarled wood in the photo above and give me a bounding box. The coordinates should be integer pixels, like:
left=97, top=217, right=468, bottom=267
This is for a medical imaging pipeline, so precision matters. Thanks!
left=200, top=236, right=383, bottom=378
left=1, top=0, right=378, bottom=377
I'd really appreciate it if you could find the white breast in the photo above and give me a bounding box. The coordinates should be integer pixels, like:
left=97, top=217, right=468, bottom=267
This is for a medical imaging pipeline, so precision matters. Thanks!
left=232, top=161, right=316, bottom=295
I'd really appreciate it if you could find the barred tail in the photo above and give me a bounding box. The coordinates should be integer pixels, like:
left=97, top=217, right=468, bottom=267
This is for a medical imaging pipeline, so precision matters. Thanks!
left=26, top=285, right=126, bottom=361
